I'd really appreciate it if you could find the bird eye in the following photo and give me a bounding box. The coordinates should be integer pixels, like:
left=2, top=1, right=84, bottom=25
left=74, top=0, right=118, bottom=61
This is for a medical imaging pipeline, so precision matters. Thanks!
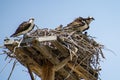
left=30, top=18, right=34, bottom=20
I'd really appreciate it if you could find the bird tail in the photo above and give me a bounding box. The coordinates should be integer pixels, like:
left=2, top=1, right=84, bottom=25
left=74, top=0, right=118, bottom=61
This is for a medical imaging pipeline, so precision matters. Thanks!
left=10, top=33, right=16, bottom=37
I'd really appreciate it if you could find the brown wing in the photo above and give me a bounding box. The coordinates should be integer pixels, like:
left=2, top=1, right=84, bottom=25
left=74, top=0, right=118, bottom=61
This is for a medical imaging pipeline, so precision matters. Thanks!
left=66, top=17, right=85, bottom=29
left=10, top=21, right=31, bottom=37
left=63, top=17, right=87, bottom=31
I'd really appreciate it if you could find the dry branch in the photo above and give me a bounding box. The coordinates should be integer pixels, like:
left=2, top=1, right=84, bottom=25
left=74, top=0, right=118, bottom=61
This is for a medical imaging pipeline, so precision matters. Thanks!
left=7, top=60, right=17, bottom=80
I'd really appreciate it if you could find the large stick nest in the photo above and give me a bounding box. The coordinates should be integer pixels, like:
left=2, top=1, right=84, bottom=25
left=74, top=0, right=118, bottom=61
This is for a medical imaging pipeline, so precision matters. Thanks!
left=28, top=22, right=105, bottom=79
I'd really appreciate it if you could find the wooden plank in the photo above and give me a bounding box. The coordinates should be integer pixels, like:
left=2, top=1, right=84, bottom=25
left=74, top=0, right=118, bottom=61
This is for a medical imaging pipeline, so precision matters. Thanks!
left=41, top=62, right=55, bottom=80
left=58, top=68, right=79, bottom=80
left=20, top=36, right=57, bottom=44
left=51, top=40, right=69, bottom=57
left=75, top=64, right=97, bottom=80
left=32, top=42, right=60, bottom=65
left=67, top=63, right=88, bottom=80
left=54, top=56, right=70, bottom=71
left=32, top=40, right=78, bottom=80
left=67, top=63, right=97, bottom=80
left=4, top=39, right=19, bottom=45
left=27, top=64, right=35, bottom=80
left=21, top=37, right=33, bottom=43
left=36, top=36, right=57, bottom=42
left=4, top=39, right=81, bottom=80
left=6, top=46, right=42, bottom=78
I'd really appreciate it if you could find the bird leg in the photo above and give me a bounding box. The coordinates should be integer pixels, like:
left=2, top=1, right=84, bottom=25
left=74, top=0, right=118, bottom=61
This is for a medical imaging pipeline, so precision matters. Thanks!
left=23, top=33, right=32, bottom=38
left=35, top=24, right=40, bottom=29
left=17, top=38, right=23, bottom=47
left=35, top=25, right=40, bottom=37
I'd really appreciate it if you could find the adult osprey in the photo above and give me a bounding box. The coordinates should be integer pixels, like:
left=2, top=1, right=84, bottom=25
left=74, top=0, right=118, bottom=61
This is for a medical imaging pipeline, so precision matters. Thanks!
left=81, top=16, right=95, bottom=32
left=64, top=16, right=94, bottom=32
left=10, top=18, right=35, bottom=37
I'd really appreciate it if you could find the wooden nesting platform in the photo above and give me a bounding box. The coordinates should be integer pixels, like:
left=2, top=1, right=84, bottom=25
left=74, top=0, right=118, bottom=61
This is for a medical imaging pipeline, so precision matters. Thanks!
left=3, top=17, right=105, bottom=80
left=4, top=33, right=103, bottom=80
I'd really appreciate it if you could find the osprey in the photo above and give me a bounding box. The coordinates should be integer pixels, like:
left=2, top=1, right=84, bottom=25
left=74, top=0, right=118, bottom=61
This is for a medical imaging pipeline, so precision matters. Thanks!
left=10, top=18, right=35, bottom=37
left=81, top=16, right=95, bottom=32
left=64, top=16, right=94, bottom=32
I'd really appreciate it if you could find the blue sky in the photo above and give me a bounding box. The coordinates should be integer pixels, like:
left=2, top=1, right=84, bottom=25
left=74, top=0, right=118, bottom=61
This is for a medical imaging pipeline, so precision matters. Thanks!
left=0, top=0, right=120, bottom=80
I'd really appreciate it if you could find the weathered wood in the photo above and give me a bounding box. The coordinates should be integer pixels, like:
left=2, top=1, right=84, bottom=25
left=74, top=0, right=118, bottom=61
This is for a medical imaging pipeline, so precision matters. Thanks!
left=67, top=63, right=97, bottom=80
left=36, top=36, right=57, bottom=42
left=67, top=63, right=88, bottom=80
left=4, top=39, right=18, bottom=45
left=5, top=45, right=42, bottom=77
left=32, top=41, right=60, bottom=65
left=41, top=62, right=55, bottom=80
left=32, top=40, right=77, bottom=80
left=75, top=64, right=97, bottom=80
left=57, top=68, right=79, bottom=80
left=27, top=64, right=35, bottom=80
left=4, top=30, right=103, bottom=80
left=21, top=36, right=57, bottom=43
left=54, top=56, right=70, bottom=71
left=51, top=40, right=69, bottom=57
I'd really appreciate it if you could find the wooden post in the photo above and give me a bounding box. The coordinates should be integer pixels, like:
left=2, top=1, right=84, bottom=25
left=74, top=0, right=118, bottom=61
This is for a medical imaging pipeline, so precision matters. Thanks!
left=41, top=61, right=55, bottom=80
left=27, top=64, right=35, bottom=80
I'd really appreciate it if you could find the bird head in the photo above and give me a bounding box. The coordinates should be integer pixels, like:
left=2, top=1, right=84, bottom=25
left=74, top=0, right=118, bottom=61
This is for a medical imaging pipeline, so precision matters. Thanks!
left=88, top=16, right=95, bottom=21
left=29, top=18, right=34, bottom=21
left=85, top=16, right=95, bottom=24
left=29, top=18, right=34, bottom=23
